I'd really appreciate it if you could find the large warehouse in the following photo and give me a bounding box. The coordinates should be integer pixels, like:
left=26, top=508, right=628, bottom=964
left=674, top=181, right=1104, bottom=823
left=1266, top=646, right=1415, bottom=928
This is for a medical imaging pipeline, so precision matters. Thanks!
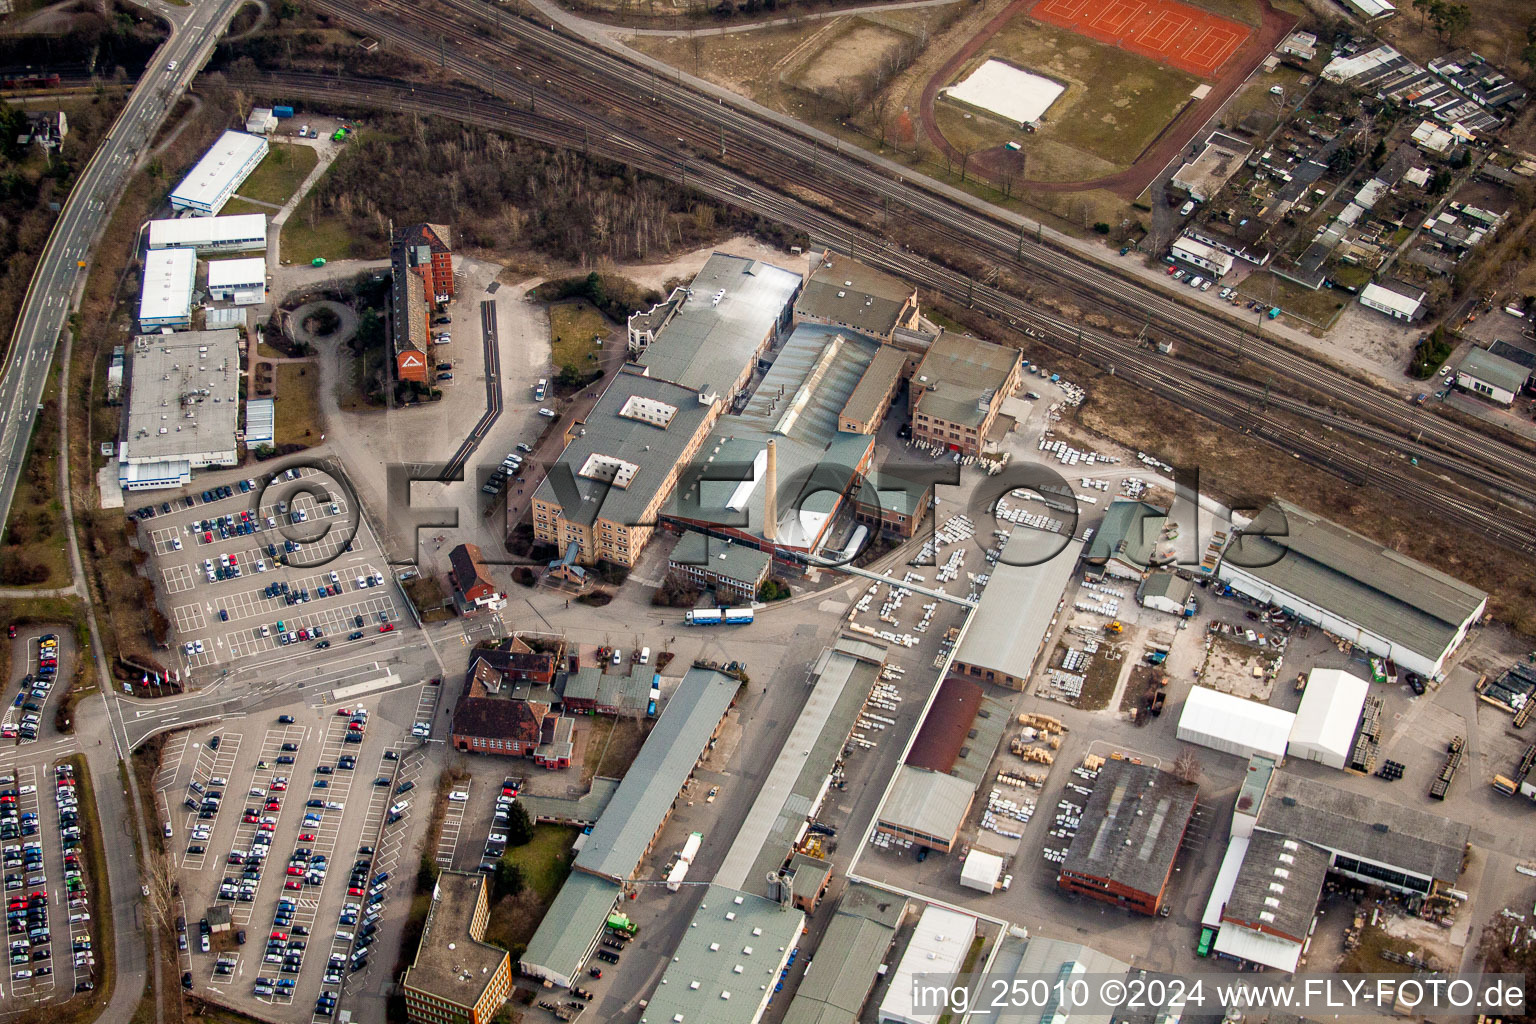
left=1056, top=759, right=1198, bottom=916
left=783, top=883, right=905, bottom=1024
left=1218, top=499, right=1486, bottom=679
left=118, top=330, right=242, bottom=491
left=1176, top=686, right=1295, bottom=762
left=138, top=248, right=197, bottom=330
left=877, top=905, right=977, bottom=1024
left=168, top=131, right=269, bottom=216
left=1287, top=668, right=1369, bottom=769
left=148, top=213, right=267, bottom=254
left=952, top=527, right=1083, bottom=689
left=1211, top=830, right=1331, bottom=971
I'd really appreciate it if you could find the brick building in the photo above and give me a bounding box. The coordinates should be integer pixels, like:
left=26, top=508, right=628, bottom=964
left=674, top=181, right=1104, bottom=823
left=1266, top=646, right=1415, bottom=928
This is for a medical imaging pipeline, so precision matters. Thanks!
left=909, top=333, right=1022, bottom=456
left=398, top=222, right=455, bottom=303
left=402, top=871, right=511, bottom=1024
left=448, top=543, right=505, bottom=614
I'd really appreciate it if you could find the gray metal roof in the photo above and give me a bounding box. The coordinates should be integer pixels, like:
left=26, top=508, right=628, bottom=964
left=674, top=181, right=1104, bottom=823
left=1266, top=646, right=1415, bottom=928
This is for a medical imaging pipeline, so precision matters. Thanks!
left=574, top=668, right=740, bottom=882
left=1460, top=345, right=1530, bottom=395
left=841, top=345, right=908, bottom=427
left=1085, top=500, right=1166, bottom=568
left=954, top=528, right=1083, bottom=680
left=782, top=883, right=906, bottom=1024
left=1059, top=760, right=1198, bottom=899
left=877, top=765, right=975, bottom=844
left=1254, top=772, right=1469, bottom=882
left=637, top=252, right=801, bottom=397
left=124, top=331, right=242, bottom=461
left=519, top=871, right=619, bottom=984
left=1219, top=499, right=1487, bottom=665
left=911, top=331, right=1020, bottom=428
left=1140, top=571, right=1193, bottom=604
left=518, top=777, right=619, bottom=826
left=988, top=935, right=1129, bottom=1024
left=560, top=663, right=655, bottom=712
left=531, top=370, right=714, bottom=529
left=669, top=531, right=774, bottom=588
left=795, top=257, right=915, bottom=339
left=666, top=324, right=880, bottom=549
left=1222, top=830, right=1330, bottom=942
left=639, top=885, right=805, bottom=1024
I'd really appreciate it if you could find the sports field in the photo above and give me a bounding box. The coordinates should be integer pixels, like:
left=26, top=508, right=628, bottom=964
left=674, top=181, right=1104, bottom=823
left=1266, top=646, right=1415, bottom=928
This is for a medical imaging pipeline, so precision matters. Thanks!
left=1031, top=0, right=1249, bottom=78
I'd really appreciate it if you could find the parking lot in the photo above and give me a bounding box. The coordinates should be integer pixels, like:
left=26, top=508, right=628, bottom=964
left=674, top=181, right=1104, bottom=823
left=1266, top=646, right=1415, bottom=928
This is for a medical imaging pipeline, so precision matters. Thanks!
left=130, top=463, right=405, bottom=681
left=158, top=679, right=439, bottom=1021
left=2, top=630, right=65, bottom=745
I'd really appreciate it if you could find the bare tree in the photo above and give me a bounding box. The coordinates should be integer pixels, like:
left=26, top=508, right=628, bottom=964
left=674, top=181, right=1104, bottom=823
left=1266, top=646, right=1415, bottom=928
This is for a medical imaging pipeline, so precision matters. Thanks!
left=870, top=91, right=893, bottom=148
left=1173, top=749, right=1202, bottom=784
left=144, top=852, right=180, bottom=936
left=959, top=143, right=974, bottom=183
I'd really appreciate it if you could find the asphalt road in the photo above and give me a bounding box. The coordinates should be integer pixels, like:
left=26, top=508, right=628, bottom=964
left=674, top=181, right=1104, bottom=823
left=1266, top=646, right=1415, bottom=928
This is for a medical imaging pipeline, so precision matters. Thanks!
left=0, top=0, right=246, bottom=540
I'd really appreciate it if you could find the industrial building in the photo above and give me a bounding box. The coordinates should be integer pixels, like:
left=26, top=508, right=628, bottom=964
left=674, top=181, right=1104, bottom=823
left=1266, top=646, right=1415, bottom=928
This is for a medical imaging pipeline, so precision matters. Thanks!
left=1210, top=830, right=1331, bottom=972
left=1170, top=235, right=1237, bottom=277
left=138, top=248, right=198, bottom=330
left=1138, top=571, right=1194, bottom=616
left=118, top=330, right=242, bottom=491
left=782, top=882, right=905, bottom=1024
left=1218, top=499, right=1487, bottom=678
left=1253, top=771, right=1468, bottom=894
left=531, top=371, right=716, bottom=567
left=1056, top=759, right=1198, bottom=915
left=1456, top=345, right=1529, bottom=406
left=521, top=668, right=741, bottom=987
left=562, top=662, right=656, bottom=717
left=909, top=332, right=1022, bottom=455
left=851, top=469, right=934, bottom=540
left=638, top=886, right=805, bottom=1024
left=665, top=323, right=893, bottom=560
left=1085, top=499, right=1169, bottom=580
left=667, top=531, right=774, bottom=602
left=630, top=252, right=801, bottom=403
left=1359, top=279, right=1425, bottom=321
left=168, top=131, right=269, bottom=216
left=793, top=252, right=921, bottom=342
left=245, top=106, right=277, bottom=134
left=874, top=767, right=976, bottom=854
left=877, top=904, right=977, bottom=1024
left=952, top=527, right=1084, bottom=689
left=147, top=214, right=267, bottom=254
left=1176, top=687, right=1296, bottom=762
left=986, top=935, right=1130, bottom=1024
left=1287, top=669, right=1368, bottom=769
left=960, top=849, right=1006, bottom=893
left=205, top=257, right=267, bottom=304
left=400, top=871, right=512, bottom=1024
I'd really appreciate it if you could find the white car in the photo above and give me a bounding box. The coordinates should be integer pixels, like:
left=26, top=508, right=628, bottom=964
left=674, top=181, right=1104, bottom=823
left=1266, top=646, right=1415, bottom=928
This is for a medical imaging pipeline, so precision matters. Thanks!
left=17, top=786, right=33, bottom=796
left=538, top=408, right=557, bottom=418
left=448, top=791, right=468, bottom=802
left=193, top=640, right=205, bottom=655
left=171, top=538, right=182, bottom=550
left=13, top=969, right=31, bottom=980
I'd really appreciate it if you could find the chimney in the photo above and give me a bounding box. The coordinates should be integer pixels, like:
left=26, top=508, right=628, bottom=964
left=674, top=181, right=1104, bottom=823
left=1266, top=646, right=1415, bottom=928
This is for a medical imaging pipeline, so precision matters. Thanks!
left=763, top=440, right=778, bottom=543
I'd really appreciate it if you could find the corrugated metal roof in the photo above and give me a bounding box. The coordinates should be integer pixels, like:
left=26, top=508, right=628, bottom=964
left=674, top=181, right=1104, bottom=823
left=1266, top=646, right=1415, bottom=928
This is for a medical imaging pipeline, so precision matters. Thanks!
left=876, top=765, right=975, bottom=844
left=519, top=872, right=619, bottom=984
left=1459, top=345, right=1530, bottom=395
left=954, top=528, right=1083, bottom=680
left=782, top=883, right=905, bottom=1024
left=1218, top=499, right=1487, bottom=666
left=574, top=668, right=739, bottom=881
left=244, top=398, right=275, bottom=444
left=1222, top=830, right=1330, bottom=943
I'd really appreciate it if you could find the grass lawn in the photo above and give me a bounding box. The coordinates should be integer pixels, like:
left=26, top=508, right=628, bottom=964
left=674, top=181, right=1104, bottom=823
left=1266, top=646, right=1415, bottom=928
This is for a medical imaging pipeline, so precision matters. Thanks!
left=281, top=202, right=365, bottom=265
left=217, top=198, right=269, bottom=216
left=580, top=716, right=652, bottom=786
left=3, top=359, right=70, bottom=589
left=233, top=143, right=318, bottom=207
left=548, top=299, right=612, bottom=376
left=1234, top=271, right=1349, bottom=330
left=507, top=826, right=578, bottom=902
left=939, top=16, right=1199, bottom=171
left=274, top=362, right=323, bottom=448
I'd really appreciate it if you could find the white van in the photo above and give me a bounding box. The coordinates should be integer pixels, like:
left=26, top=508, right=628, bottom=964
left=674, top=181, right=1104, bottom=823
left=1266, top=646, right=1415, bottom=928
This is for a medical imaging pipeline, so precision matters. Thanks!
left=1187, top=276, right=1204, bottom=290
left=639, top=647, right=650, bottom=665
left=611, top=648, right=623, bottom=665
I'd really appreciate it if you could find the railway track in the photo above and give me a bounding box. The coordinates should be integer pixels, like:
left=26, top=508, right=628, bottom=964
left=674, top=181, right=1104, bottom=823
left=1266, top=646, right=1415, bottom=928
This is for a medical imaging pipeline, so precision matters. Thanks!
left=244, top=69, right=1536, bottom=554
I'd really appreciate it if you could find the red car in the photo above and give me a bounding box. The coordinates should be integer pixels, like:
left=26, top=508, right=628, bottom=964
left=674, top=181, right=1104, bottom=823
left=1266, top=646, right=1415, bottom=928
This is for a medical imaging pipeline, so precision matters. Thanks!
left=258, top=823, right=275, bottom=833
left=284, top=880, right=302, bottom=890
left=336, top=708, right=351, bottom=717
left=269, top=782, right=286, bottom=792
left=286, top=867, right=302, bottom=876
left=265, top=801, right=281, bottom=811
left=203, top=531, right=212, bottom=543
left=298, top=833, right=316, bottom=842
left=379, top=623, right=395, bottom=633
left=347, top=887, right=364, bottom=898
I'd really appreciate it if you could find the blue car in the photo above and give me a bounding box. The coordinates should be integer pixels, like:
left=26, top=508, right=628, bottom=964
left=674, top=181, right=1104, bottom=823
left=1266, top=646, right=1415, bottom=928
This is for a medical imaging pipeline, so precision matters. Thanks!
left=11, top=694, right=22, bottom=709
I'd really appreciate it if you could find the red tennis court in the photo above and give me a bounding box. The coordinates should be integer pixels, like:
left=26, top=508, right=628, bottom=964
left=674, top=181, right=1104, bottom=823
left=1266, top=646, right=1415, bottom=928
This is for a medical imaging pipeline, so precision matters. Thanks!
left=1031, top=0, right=1249, bottom=78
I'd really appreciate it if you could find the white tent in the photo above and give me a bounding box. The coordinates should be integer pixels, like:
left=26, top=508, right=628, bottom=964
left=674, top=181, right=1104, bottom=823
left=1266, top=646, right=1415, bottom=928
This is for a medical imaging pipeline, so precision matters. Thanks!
left=1176, top=687, right=1294, bottom=761
left=960, top=850, right=1004, bottom=893
left=1288, top=669, right=1368, bottom=769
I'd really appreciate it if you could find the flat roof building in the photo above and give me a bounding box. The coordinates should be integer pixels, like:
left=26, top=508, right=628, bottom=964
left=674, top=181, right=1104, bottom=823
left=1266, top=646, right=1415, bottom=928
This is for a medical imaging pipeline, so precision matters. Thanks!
left=138, top=248, right=197, bottom=330
left=119, top=330, right=241, bottom=491
left=1176, top=686, right=1296, bottom=762
left=635, top=252, right=801, bottom=403
left=987, top=936, right=1129, bottom=1024
left=668, top=531, right=774, bottom=603
left=953, top=527, right=1083, bottom=689
left=1360, top=279, right=1425, bottom=321
left=875, top=765, right=975, bottom=854
left=910, top=332, right=1022, bottom=456
left=401, top=871, right=512, bottom=1024
left=782, top=883, right=905, bottom=1024
left=1287, top=668, right=1368, bottom=770
left=877, top=905, right=977, bottom=1024
left=148, top=213, right=267, bottom=254
left=1172, top=132, right=1253, bottom=203
left=169, top=131, right=269, bottom=216
left=205, top=256, right=267, bottom=304
left=1253, top=771, right=1467, bottom=893
left=1057, top=759, right=1198, bottom=915
left=1218, top=498, right=1487, bottom=678
left=794, top=252, right=920, bottom=342
left=1171, top=235, right=1237, bottom=277
left=531, top=370, right=717, bottom=567
left=638, top=885, right=805, bottom=1024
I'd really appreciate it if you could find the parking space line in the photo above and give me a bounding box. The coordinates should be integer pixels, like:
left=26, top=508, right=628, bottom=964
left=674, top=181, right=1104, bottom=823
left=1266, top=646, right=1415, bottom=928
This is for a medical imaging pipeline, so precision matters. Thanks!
left=435, top=781, right=469, bottom=869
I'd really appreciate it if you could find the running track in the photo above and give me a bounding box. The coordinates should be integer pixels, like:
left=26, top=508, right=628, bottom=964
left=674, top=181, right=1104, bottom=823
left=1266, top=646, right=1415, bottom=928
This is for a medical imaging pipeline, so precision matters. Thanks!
left=919, top=0, right=1295, bottom=197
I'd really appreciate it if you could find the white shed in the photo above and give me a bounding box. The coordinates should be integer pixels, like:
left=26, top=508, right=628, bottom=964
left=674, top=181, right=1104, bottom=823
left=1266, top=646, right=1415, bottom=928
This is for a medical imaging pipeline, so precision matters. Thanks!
left=960, top=850, right=1004, bottom=893
left=1287, top=668, right=1368, bottom=769
left=1176, top=686, right=1294, bottom=761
